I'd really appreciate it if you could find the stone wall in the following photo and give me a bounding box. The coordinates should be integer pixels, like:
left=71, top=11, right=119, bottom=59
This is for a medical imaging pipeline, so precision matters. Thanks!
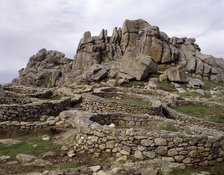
left=66, top=110, right=224, bottom=166
left=0, top=97, right=71, bottom=121
left=0, top=96, right=32, bottom=105
left=0, top=121, right=48, bottom=130
left=80, top=94, right=169, bottom=117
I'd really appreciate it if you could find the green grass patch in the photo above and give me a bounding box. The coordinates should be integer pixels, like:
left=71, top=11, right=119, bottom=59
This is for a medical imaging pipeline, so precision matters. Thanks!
left=170, top=167, right=191, bottom=175
left=107, top=97, right=150, bottom=107
left=0, top=137, right=58, bottom=159
left=181, top=91, right=212, bottom=98
left=157, top=81, right=177, bottom=92
left=202, top=80, right=224, bottom=91
left=58, top=162, right=79, bottom=169
left=174, top=104, right=224, bottom=124
left=149, top=72, right=162, bottom=78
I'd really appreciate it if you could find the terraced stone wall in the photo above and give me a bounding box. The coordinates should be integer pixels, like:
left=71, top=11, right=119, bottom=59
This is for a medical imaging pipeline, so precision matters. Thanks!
left=80, top=94, right=169, bottom=117
left=0, top=98, right=71, bottom=121
left=73, top=113, right=224, bottom=166
left=0, top=96, right=32, bottom=105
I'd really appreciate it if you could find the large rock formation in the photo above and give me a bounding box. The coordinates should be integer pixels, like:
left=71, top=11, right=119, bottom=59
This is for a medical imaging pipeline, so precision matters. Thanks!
left=70, top=19, right=224, bottom=83
left=14, top=19, right=224, bottom=87
left=14, top=49, right=73, bottom=87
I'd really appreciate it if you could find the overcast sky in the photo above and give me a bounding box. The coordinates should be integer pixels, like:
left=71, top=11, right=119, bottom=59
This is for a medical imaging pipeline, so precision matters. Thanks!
left=0, top=0, right=224, bottom=84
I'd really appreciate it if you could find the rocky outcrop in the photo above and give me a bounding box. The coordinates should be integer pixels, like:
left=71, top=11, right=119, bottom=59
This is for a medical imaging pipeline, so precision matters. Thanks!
left=71, top=19, right=224, bottom=83
left=189, top=78, right=204, bottom=89
left=14, top=49, right=73, bottom=87
left=118, top=53, right=158, bottom=80
left=14, top=19, right=224, bottom=86
left=167, top=67, right=187, bottom=83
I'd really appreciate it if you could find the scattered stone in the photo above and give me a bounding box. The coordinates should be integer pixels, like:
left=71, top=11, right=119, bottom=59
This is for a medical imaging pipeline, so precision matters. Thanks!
left=89, top=165, right=101, bottom=172
left=25, top=158, right=52, bottom=167
left=147, top=80, right=157, bottom=89
left=42, top=151, right=56, bottom=158
left=152, top=100, right=162, bottom=107
left=67, top=150, right=75, bottom=158
left=177, top=87, right=186, bottom=93
left=189, top=78, right=204, bottom=89
left=6, top=160, right=18, bottom=165
left=42, top=135, right=51, bottom=141
left=0, top=155, right=10, bottom=162
left=96, top=170, right=113, bottom=175
left=111, top=164, right=123, bottom=174
left=108, top=123, right=115, bottom=128
left=16, top=154, right=36, bottom=164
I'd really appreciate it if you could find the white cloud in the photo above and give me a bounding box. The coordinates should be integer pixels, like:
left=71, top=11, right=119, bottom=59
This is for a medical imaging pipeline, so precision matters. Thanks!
left=0, top=0, right=224, bottom=83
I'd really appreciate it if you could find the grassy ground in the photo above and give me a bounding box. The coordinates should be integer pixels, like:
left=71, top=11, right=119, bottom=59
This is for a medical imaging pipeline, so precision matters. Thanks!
left=0, top=137, right=58, bottom=159
left=106, top=97, right=150, bottom=107
left=170, top=167, right=191, bottom=175
left=181, top=91, right=212, bottom=98
left=174, top=104, right=224, bottom=123
left=157, top=81, right=177, bottom=92
left=202, top=80, right=224, bottom=91
left=57, top=162, right=79, bottom=169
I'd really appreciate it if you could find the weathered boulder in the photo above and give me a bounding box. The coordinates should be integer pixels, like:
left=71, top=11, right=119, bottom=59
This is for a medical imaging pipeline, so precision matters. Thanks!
left=24, top=158, right=52, bottom=167
left=16, top=154, right=36, bottom=164
left=189, top=78, right=204, bottom=89
left=82, top=64, right=108, bottom=82
left=14, top=48, right=73, bottom=87
left=118, top=54, right=158, bottom=80
left=167, top=67, right=187, bottom=83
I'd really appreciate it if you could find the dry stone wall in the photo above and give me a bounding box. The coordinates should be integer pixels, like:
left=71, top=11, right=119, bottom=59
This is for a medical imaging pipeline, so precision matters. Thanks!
left=0, top=96, right=32, bottom=105
left=0, top=121, right=48, bottom=130
left=0, top=97, right=71, bottom=121
left=80, top=94, right=169, bottom=117
left=63, top=110, right=224, bottom=166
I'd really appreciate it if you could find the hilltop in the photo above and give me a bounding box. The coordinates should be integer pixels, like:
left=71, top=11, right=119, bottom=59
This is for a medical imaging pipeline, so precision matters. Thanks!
left=0, top=19, right=224, bottom=175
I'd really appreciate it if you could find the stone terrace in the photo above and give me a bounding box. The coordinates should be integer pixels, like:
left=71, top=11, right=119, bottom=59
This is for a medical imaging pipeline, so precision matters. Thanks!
left=60, top=110, right=224, bottom=166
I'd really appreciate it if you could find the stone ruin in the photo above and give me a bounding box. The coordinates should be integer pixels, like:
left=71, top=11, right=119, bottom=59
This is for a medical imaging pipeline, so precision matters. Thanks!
left=1, top=19, right=224, bottom=174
